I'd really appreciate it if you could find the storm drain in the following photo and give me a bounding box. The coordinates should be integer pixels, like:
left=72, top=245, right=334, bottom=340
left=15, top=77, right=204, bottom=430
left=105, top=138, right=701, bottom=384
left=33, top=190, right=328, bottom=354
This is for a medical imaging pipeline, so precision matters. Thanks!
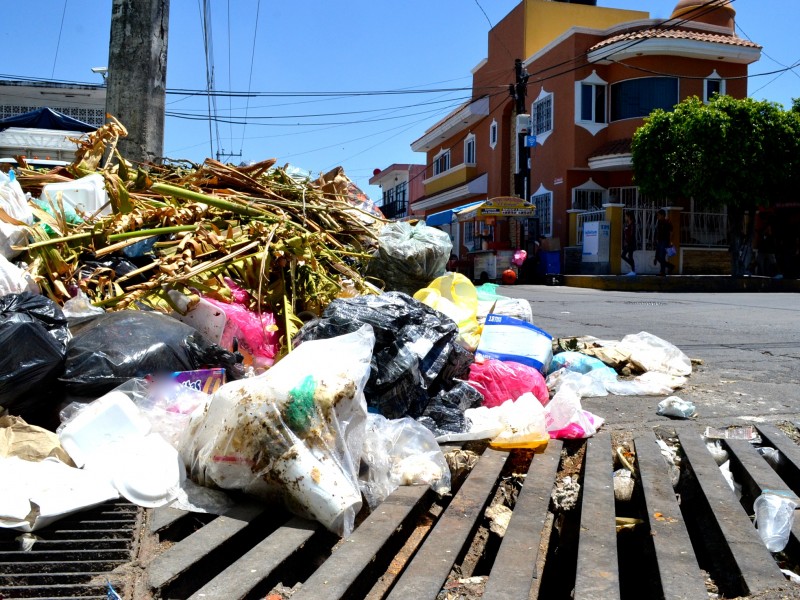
left=0, top=499, right=140, bottom=600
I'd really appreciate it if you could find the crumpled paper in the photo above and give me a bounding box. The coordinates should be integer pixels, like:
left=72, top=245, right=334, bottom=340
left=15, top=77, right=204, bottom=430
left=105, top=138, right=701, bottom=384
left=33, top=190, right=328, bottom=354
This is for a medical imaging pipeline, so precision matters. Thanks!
left=0, top=415, right=75, bottom=466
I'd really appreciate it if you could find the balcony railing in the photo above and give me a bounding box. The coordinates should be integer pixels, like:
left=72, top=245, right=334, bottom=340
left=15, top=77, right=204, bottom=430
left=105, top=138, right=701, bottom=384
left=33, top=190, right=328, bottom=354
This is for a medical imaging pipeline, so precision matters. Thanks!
left=379, top=199, right=408, bottom=220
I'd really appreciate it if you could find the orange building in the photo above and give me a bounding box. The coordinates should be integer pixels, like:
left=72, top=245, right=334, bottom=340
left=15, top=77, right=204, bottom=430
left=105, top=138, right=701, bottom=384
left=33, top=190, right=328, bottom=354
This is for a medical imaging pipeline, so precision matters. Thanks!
left=410, top=0, right=761, bottom=277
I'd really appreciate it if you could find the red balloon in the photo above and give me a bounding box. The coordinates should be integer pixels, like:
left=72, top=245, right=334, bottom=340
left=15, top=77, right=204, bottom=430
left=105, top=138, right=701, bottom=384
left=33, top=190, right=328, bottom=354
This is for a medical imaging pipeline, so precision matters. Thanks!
left=501, top=269, right=517, bottom=284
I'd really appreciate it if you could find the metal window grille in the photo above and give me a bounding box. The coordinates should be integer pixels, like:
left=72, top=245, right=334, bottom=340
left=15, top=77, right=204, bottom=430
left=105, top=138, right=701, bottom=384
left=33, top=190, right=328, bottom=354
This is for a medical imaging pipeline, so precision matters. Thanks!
left=532, top=95, right=552, bottom=136
left=532, top=192, right=552, bottom=237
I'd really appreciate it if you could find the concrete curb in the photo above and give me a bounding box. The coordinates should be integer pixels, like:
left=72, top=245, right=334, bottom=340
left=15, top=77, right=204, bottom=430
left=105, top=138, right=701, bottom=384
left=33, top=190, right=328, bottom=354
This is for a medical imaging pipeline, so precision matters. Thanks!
left=558, top=274, right=800, bottom=293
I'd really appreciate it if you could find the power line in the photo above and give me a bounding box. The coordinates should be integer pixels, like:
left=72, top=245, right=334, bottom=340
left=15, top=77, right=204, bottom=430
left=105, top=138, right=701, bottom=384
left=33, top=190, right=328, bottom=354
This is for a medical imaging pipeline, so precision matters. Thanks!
left=51, top=0, right=68, bottom=79
left=240, top=0, right=262, bottom=154
left=163, top=94, right=474, bottom=119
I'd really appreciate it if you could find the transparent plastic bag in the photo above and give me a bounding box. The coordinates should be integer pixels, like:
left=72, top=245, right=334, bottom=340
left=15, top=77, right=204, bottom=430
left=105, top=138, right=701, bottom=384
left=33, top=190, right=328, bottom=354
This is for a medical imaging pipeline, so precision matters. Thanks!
left=754, top=489, right=799, bottom=552
left=617, top=331, right=692, bottom=376
left=180, top=325, right=374, bottom=537
left=465, top=393, right=549, bottom=451
left=369, top=221, right=452, bottom=295
left=545, top=383, right=605, bottom=439
left=360, top=413, right=451, bottom=509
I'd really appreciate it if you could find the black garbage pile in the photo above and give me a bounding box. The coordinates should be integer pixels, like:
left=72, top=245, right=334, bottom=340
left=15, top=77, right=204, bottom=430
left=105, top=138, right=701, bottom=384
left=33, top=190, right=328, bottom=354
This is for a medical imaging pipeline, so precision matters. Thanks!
left=294, top=291, right=483, bottom=436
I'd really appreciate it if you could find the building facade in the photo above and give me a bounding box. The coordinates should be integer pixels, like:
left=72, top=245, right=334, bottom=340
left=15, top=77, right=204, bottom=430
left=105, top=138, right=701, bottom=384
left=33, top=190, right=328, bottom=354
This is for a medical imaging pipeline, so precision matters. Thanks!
left=368, top=164, right=426, bottom=221
left=409, top=0, right=761, bottom=274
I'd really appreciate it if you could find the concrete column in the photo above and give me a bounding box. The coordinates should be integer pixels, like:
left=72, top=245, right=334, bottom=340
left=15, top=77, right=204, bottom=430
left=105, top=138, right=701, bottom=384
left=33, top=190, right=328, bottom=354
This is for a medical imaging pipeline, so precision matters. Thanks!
left=567, top=209, right=584, bottom=247
left=106, top=0, right=169, bottom=164
left=604, top=203, right=625, bottom=274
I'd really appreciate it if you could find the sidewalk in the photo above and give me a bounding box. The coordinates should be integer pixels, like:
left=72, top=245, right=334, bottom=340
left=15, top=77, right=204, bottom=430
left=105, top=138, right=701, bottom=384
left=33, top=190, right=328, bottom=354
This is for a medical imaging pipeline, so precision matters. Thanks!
left=560, top=274, right=800, bottom=293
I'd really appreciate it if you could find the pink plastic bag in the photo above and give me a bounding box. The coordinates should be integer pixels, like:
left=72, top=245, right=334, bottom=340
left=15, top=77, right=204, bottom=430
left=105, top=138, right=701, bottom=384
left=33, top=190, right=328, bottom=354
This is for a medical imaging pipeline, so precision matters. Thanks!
left=545, top=384, right=604, bottom=439
left=202, top=279, right=279, bottom=370
left=468, top=358, right=549, bottom=408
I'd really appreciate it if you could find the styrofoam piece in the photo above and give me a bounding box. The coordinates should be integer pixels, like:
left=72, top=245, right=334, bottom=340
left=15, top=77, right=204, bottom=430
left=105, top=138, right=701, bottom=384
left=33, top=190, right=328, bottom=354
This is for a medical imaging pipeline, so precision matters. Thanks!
left=58, top=392, right=151, bottom=468
left=111, top=434, right=185, bottom=508
left=173, top=297, right=228, bottom=345
left=42, top=173, right=110, bottom=217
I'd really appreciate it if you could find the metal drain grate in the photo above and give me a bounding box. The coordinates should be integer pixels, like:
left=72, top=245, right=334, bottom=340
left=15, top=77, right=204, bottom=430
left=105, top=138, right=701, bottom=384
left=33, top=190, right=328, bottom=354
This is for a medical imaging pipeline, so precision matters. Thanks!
left=0, top=499, right=140, bottom=600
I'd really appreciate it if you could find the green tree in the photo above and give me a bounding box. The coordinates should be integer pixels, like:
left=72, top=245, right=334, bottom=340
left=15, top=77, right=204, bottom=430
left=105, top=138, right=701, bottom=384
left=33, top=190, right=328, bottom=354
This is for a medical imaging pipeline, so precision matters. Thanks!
left=631, top=95, right=800, bottom=276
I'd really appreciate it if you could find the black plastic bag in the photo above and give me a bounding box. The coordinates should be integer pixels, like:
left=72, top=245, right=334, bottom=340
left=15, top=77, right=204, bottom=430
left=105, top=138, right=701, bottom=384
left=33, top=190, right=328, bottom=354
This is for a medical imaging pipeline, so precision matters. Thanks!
left=61, top=310, right=241, bottom=396
left=294, top=292, right=473, bottom=419
left=418, top=380, right=483, bottom=437
left=0, top=292, right=70, bottom=413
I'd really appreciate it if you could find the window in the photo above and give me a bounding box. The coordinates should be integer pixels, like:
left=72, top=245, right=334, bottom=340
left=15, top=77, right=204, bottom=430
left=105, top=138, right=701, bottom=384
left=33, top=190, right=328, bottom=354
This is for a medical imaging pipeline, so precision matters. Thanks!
left=464, top=134, right=476, bottom=165
left=433, top=149, right=450, bottom=176
left=394, top=181, right=407, bottom=216
left=572, top=188, right=604, bottom=211
left=531, top=89, right=553, bottom=143
left=572, top=178, right=606, bottom=211
left=489, top=120, right=498, bottom=149
left=531, top=188, right=553, bottom=237
left=610, top=77, right=678, bottom=121
left=704, top=70, right=725, bottom=103
left=575, top=71, right=608, bottom=135
left=580, top=84, right=606, bottom=122
left=464, top=221, right=476, bottom=251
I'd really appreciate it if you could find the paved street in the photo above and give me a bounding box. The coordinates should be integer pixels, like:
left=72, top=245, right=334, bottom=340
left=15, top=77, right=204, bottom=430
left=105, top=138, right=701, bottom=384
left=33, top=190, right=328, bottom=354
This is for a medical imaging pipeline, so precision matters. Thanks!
left=500, top=285, right=800, bottom=433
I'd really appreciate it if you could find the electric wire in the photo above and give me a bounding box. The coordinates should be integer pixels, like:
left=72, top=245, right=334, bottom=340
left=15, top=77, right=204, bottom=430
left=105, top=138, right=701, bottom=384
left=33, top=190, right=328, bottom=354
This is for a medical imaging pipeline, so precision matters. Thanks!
left=50, top=0, right=68, bottom=79
left=239, top=0, right=262, bottom=154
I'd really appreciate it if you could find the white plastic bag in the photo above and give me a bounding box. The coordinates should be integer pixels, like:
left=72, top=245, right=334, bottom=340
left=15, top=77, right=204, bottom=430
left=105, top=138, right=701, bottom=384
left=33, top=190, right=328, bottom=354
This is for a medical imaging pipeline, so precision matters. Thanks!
left=617, top=331, right=692, bottom=376
left=180, top=325, right=374, bottom=537
left=0, top=255, right=38, bottom=296
left=0, top=171, right=33, bottom=259
left=359, top=413, right=450, bottom=509
left=464, top=393, right=549, bottom=450
left=656, top=396, right=697, bottom=418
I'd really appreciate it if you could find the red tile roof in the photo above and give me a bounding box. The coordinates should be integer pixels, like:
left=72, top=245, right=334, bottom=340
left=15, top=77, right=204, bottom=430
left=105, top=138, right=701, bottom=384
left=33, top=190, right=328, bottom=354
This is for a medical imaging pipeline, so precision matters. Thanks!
left=590, top=28, right=761, bottom=52
left=588, top=138, right=632, bottom=159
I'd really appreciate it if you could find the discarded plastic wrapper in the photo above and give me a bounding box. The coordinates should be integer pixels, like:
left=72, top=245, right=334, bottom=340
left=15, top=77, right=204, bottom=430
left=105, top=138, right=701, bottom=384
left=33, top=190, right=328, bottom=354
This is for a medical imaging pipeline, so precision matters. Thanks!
left=754, top=489, right=800, bottom=552
left=617, top=331, right=692, bottom=376
left=657, top=396, right=697, bottom=419
left=360, top=413, right=451, bottom=509
left=465, top=393, right=549, bottom=451
left=180, top=325, right=374, bottom=537
left=545, top=383, right=604, bottom=440
left=704, top=425, right=759, bottom=442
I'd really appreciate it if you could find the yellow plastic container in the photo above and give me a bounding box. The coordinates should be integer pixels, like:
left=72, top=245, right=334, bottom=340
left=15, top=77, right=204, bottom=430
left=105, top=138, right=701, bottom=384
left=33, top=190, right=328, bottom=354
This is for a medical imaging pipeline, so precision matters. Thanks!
left=414, top=273, right=481, bottom=350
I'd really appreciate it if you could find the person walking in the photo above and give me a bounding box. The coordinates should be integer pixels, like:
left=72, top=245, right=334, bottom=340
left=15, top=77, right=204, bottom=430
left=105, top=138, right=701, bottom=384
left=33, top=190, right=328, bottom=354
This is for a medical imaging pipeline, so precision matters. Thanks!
left=621, top=211, right=636, bottom=275
left=654, top=209, right=675, bottom=276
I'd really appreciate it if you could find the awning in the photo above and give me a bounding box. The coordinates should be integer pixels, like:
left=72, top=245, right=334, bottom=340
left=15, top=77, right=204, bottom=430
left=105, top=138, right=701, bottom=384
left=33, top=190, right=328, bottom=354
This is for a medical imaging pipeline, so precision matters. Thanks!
left=425, top=200, right=485, bottom=227
left=457, top=197, right=536, bottom=222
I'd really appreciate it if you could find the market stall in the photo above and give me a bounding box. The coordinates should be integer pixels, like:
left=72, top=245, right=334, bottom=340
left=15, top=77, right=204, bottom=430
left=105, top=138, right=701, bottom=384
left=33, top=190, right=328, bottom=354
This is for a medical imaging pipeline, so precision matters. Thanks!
left=456, top=197, right=537, bottom=282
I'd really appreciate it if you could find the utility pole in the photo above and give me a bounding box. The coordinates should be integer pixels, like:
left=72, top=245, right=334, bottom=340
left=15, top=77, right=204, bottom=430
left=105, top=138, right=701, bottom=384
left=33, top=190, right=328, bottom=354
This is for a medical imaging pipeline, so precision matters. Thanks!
left=106, top=0, right=170, bottom=164
left=511, top=58, right=530, bottom=200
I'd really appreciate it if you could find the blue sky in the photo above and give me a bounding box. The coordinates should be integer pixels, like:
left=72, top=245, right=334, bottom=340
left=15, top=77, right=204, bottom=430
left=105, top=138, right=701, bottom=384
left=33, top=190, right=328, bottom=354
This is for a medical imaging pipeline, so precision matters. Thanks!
left=0, top=0, right=797, bottom=201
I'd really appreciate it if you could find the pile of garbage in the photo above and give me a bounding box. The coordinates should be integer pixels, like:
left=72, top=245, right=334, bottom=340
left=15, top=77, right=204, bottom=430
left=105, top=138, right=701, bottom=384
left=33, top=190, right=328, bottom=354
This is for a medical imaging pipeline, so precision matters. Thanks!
left=0, top=120, right=695, bottom=538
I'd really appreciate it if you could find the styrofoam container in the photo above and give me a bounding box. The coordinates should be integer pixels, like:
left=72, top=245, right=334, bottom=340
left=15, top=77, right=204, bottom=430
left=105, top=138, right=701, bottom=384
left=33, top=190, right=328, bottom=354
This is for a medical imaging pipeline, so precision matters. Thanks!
left=42, top=173, right=110, bottom=217
left=59, top=392, right=151, bottom=468
left=172, top=297, right=227, bottom=345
